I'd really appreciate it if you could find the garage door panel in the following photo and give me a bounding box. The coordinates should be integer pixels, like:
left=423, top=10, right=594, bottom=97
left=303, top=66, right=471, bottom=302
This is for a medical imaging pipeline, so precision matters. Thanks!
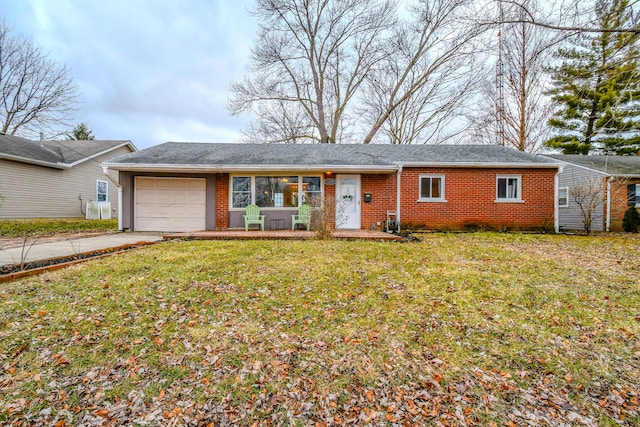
left=135, top=177, right=207, bottom=232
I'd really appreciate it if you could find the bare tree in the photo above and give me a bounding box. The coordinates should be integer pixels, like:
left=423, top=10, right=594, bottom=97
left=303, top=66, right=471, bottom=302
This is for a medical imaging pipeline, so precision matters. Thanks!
left=470, top=0, right=560, bottom=152
left=0, top=20, right=78, bottom=139
left=228, top=0, right=396, bottom=144
left=570, top=176, right=606, bottom=234
left=228, top=0, right=486, bottom=145
left=361, top=0, right=483, bottom=144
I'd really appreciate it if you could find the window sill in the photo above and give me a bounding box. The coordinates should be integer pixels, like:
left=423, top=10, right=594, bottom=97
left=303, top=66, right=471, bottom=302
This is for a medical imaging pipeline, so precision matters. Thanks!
left=417, top=199, right=447, bottom=203
left=494, top=199, right=524, bottom=204
left=230, top=207, right=299, bottom=211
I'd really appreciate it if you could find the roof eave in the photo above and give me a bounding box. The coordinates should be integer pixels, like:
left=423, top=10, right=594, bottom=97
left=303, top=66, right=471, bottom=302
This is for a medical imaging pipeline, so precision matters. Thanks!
left=102, top=163, right=399, bottom=173
left=610, top=174, right=640, bottom=179
left=65, top=141, right=137, bottom=167
left=0, top=153, right=68, bottom=169
left=395, top=161, right=563, bottom=169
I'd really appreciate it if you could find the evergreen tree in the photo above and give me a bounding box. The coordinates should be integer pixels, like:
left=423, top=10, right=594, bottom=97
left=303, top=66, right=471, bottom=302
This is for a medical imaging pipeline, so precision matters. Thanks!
left=67, top=122, right=95, bottom=140
left=545, top=0, right=640, bottom=155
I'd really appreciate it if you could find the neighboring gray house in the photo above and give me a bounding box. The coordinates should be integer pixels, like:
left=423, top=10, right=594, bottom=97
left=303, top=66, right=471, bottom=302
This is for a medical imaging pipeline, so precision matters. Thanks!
left=543, top=154, right=640, bottom=232
left=0, top=133, right=136, bottom=221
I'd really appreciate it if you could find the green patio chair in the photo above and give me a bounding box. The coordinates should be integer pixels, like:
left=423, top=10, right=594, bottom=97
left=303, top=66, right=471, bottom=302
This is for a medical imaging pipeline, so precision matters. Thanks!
left=291, top=204, right=312, bottom=230
left=244, top=204, right=265, bottom=231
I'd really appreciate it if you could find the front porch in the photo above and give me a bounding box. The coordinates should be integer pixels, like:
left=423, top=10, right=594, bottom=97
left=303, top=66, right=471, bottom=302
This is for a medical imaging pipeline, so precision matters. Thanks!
left=162, top=229, right=403, bottom=241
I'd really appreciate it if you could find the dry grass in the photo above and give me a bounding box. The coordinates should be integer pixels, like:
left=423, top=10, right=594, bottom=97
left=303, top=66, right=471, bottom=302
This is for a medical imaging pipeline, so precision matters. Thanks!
left=0, top=218, right=117, bottom=239
left=0, top=233, right=638, bottom=426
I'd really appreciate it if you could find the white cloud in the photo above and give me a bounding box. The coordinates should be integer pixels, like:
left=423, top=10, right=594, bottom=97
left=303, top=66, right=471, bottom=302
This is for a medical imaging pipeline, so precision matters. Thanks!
left=3, top=0, right=256, bottom=148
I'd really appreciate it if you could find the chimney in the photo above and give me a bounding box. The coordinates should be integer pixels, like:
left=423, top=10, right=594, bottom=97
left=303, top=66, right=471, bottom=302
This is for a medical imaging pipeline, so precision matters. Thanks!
left=39, top=132, right=44, bottom=147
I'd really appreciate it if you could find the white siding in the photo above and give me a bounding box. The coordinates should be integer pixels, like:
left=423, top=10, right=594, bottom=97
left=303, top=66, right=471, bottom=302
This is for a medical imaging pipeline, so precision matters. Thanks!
left=0, top=146, right=132, bottom=219
left=557, top=163, right=606, bottom=232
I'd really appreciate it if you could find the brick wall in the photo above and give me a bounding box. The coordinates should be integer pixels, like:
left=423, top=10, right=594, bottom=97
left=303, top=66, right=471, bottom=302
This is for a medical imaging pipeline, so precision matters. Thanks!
left=214, top=168, right=557, bottom=231
left=360, top=167, right=556, bottom=231
left=609, top=178, right=640, bottom=231
left=361, top=174, right=397, bottom=230
left=215, top=173, right=229, bottom=230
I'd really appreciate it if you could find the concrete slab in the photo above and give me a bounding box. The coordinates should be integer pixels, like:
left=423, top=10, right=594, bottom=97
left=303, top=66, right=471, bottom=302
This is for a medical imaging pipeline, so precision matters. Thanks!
left=0, top=233, right=163, bottom=267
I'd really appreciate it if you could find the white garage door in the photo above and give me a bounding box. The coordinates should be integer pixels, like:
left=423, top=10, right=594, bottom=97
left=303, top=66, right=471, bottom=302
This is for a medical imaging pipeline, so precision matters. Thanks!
left=135, top=177, right=206, bottom=232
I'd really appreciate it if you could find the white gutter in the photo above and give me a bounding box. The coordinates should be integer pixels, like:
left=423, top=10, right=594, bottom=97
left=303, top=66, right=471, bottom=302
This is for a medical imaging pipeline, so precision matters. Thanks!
left=0, top=153, right=68, bottom=169
left=102, top=167, right=123, bottom=231
left=393, top=161, right=563, bottom=169
left=102, top=163, right=399, bottom=174
left=396, top=164, right=403, bottom=232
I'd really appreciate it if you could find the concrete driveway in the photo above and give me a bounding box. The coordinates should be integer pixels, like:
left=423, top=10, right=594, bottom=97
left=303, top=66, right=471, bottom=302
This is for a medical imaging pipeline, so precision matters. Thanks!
left=0, top=233, right=163, bottom=267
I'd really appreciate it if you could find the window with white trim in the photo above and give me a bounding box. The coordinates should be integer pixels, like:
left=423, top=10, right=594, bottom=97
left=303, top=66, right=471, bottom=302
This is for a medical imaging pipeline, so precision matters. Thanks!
left=418, top=175, right=445, bottom=201
left=558, top=187, right=569, bottom=207
left=96, top=180, right=108, bottom=202
left=232, top=177, right=252, bottom=208
left=231, top=175, right=323, bottom=209
left=629, top=184, right=640, bottom=207
left=496, top=175, right=521, bottom=202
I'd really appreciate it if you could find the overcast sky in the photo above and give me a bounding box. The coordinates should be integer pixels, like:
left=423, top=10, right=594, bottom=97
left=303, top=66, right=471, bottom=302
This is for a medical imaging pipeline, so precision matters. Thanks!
left=3, top=0, right=256, bottom=149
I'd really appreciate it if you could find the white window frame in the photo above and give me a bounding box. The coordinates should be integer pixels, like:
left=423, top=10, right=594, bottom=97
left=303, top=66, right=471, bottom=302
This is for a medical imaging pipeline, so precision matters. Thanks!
left=496, top=175, right=522, bottom=202
left=229, top=175, right=323, bottom=210
left=96, top=179, right=108, bottom=202
left=634, top=184, right=640, bottom=208
left=231, top=176, right=253, bottom=209
left=418, top=174, right=446, bottom=202
left=558, top=187, right=569, bottom=207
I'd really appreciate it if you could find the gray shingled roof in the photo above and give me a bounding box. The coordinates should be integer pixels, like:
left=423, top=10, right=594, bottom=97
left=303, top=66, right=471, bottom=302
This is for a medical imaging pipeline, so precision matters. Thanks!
left=105, top=142, right=561, bottom=171
left=544, top=154, right=640, bottom=176
left=0, top=133, right=133, bottom=168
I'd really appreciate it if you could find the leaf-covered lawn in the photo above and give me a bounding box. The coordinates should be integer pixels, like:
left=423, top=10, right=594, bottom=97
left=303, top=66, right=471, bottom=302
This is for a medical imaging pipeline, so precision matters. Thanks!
left=1, top=233, right=639, bottom=426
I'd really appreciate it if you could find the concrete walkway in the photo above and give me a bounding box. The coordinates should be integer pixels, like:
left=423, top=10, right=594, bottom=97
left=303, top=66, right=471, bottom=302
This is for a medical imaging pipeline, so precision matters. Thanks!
left=0, top=233, right=163, bottom=267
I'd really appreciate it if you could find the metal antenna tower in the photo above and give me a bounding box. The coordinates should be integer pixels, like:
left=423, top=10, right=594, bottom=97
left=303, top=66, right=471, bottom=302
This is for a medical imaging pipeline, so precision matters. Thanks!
left=496, top=0, right=505, bottom=146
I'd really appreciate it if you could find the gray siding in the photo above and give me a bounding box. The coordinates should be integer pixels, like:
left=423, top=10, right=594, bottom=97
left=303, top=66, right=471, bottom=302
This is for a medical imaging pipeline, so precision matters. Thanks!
left=0, top=146, right=132, bottom=219
left=557, top=163, right=606, bottom=232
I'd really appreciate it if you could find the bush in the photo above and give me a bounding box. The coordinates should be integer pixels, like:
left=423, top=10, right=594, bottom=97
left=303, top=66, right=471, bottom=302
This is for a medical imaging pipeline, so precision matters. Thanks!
left=622, top=207, right=640, bottom=232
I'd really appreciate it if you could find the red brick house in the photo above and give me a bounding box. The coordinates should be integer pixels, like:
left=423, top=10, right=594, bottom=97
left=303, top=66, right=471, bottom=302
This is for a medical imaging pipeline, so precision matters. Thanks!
left=103, top=143, right=563, bottom=233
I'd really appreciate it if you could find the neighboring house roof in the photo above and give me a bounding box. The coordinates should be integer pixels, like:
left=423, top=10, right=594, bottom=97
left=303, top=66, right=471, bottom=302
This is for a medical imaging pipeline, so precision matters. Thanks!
left=105, top=142, right=562, bottom=173
left=0, top=133, right=136, bottom=169
left=544, top=154, right=640, bottom=177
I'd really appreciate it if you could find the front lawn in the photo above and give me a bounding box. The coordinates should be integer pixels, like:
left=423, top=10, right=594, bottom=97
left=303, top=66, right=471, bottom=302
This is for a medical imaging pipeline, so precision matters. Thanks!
left=0, top=218, right=117, bottom=238
left=1, top=233, right=638, bottom=426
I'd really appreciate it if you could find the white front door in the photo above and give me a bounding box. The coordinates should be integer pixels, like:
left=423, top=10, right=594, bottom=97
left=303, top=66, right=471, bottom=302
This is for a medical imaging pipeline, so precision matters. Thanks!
left=336, top=174, right=361, bottom=229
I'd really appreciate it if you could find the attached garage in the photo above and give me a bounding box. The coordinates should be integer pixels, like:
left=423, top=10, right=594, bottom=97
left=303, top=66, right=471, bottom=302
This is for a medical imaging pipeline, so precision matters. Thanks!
left=134, top=177, right=206, bottom=232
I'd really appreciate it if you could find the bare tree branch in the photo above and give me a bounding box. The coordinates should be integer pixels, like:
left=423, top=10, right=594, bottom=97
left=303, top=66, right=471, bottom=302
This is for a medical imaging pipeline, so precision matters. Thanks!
left=0, top=19, right=78, bottom=139
left=488, top=0, right=640, bottom=34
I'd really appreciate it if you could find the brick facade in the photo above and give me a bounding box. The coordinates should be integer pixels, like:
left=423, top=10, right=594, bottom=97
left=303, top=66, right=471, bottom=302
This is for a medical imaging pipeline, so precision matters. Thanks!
left=213, top=168, right=557, bottom=231
left=609, top=178, right=640, bottom=231
left=361, top=167, right=556, bottom=231
left=215, top=173, right=229, bottom=230
left=361, top=174, right=397, bottom=230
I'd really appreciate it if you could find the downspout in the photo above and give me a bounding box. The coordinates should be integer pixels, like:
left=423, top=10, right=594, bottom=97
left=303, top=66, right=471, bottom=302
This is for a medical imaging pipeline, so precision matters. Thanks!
left=102, top=167, right=123, bottom=231
left=606, top=177, right=611, bottom=232
left=396, top=164, right=403, bottom=233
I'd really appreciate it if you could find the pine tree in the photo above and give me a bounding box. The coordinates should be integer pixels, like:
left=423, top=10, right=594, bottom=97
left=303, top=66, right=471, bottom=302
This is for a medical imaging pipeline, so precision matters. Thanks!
left=545, top=0, right=640, bottom=155
left=68, top=122, right=95, bottom=140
